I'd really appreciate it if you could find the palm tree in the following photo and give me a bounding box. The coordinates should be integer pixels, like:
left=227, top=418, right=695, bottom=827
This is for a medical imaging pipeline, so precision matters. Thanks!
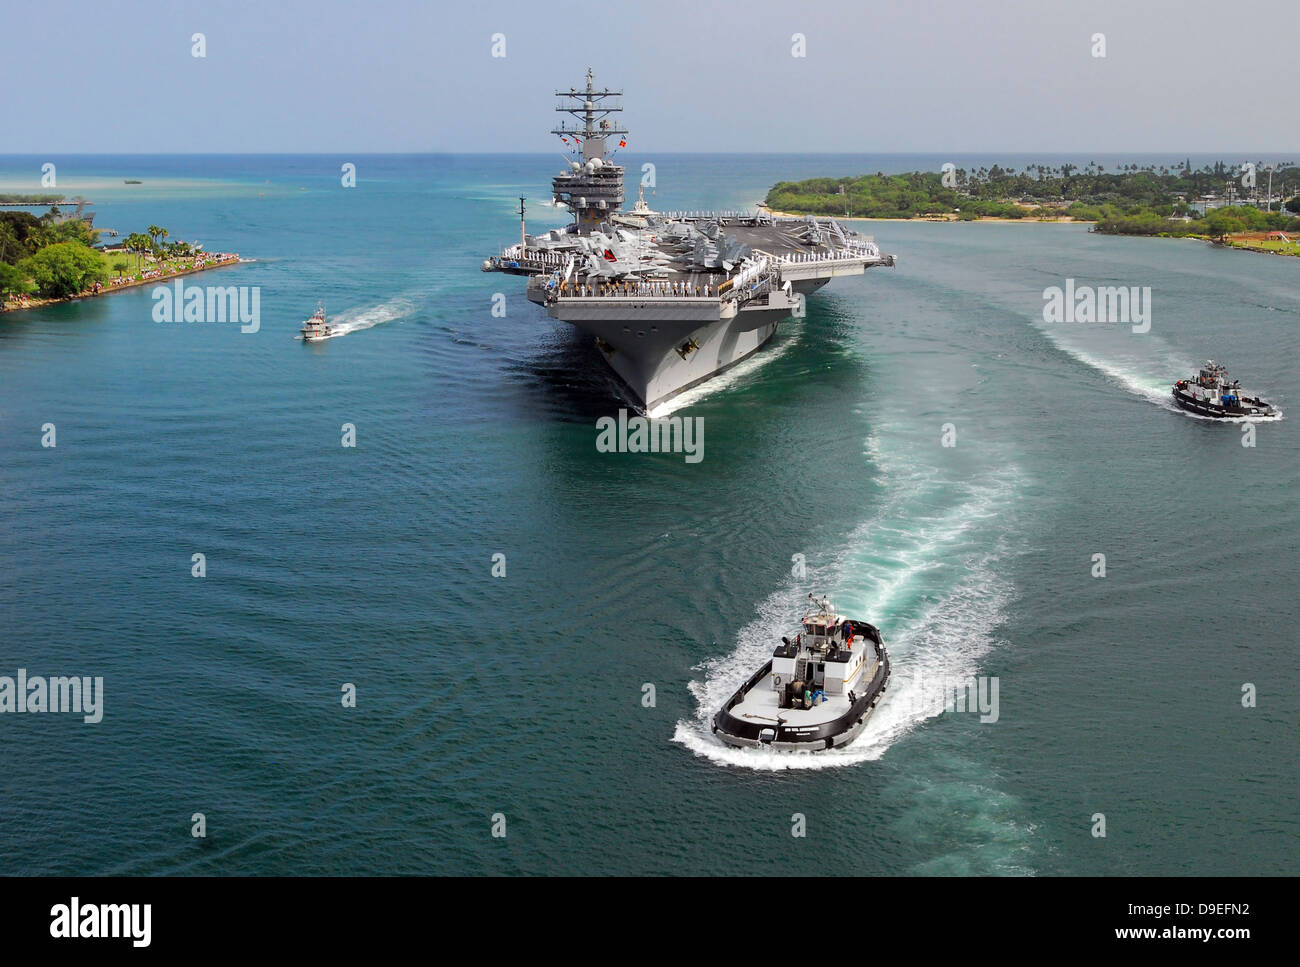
left=125, top=233, right=151, bottom=272
left=24, top=225, right=51, bottom=254
left=0, top=221, right=18, bottom=263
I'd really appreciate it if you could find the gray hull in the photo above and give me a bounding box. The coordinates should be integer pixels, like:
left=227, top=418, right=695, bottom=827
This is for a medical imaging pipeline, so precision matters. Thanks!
left=588, top=306, right=786, bottom=411
left=529, top=278, right=831, bottom=410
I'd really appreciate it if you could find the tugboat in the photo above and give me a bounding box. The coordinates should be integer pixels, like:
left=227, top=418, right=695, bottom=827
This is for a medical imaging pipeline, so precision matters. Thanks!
left=1173, top=361, right=1276, bottom=417
left=300, top=302, right=335, bottom=342
left=712, top=594, right=890, bottom=752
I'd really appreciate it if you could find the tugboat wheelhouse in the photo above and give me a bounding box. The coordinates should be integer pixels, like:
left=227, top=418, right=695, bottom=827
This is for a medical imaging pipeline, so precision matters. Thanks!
left=712, top=594, right=891, bottom=752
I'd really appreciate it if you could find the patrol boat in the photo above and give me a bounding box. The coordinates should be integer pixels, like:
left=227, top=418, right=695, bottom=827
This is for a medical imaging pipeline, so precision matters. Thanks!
left=300, top=303, right=335, bottom=342
left=482, top=69, right=895, bottom=411
left=712, top=594, right=890, bottom=752
left=1173, top=361, right=1276, bottom=417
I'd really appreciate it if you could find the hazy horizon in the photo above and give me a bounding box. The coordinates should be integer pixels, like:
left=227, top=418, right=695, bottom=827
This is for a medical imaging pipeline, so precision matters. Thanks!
left=2, top=0, right=1297, bottom=155
left=1, top=151, right=1297, bottom=157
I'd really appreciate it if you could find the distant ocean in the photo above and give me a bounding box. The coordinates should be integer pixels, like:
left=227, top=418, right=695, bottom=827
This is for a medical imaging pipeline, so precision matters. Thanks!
left=1, top=154, right=1296, bottom=875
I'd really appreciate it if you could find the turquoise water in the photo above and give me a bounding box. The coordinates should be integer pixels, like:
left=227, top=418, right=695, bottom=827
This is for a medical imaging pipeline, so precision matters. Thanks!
left=1, top=155, right=1296, bottom=875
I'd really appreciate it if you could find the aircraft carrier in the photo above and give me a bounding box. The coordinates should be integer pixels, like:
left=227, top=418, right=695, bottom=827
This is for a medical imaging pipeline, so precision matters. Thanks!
left=483, top=69, right=896, bottom=412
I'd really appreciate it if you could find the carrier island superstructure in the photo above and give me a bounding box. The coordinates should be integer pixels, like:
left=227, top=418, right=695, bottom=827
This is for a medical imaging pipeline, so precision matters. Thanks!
left=482, top=69, right=896, bottom=411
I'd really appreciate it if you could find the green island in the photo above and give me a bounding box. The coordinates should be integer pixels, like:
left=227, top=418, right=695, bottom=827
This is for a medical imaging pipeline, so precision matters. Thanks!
left=0, top=193, right=68, bottom=206
left=765, top=161, right=1300, bottom=256
left=1, top=204, right=242, bottom=312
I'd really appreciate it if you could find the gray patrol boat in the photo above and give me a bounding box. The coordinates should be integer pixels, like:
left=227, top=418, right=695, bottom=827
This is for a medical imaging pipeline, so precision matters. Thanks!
left=482, top=69, right=896, bottom=411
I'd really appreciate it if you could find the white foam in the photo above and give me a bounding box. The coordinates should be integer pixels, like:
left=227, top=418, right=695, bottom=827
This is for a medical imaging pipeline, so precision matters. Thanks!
left=673, top=461, right=1023, bottom=771
left=1034, top=321, right=1182, bottom=408
left=1024, top=314, right=1283, bottom=421
left=324, top=296, right=416, bottom=336
left=1038, top=330, right=1284, bottom=422
left=1174, top=406, right=1284, bottom=424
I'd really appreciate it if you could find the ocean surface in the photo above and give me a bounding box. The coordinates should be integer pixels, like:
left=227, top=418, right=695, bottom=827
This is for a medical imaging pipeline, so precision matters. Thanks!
left=1, top=154, right=1296, bottom=875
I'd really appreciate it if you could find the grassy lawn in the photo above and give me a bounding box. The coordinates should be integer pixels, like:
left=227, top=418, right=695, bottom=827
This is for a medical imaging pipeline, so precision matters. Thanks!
left=97, top=247, right=225, bottom=282
left=98, top=249, right=145, bottom=279
left=1226, top=237, right=1300, bottom=256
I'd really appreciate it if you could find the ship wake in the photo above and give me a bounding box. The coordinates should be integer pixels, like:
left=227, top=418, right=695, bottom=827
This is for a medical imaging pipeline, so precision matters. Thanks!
left=1026, top=314, right=1284, bottom=420
left=1031, top=317, right=1187, bottom=410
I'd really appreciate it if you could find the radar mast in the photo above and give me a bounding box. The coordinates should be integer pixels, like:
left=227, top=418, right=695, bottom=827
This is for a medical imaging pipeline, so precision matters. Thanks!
left=550, top=68, right=627, bottom=232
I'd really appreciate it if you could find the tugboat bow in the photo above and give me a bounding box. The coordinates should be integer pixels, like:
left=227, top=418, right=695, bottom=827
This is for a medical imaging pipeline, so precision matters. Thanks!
left=712, top=593, right=891, bottom=752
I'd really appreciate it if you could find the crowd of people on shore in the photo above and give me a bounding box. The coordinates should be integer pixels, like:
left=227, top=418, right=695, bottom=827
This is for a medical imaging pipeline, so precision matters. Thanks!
left=106, top=251, right=240, bottom=287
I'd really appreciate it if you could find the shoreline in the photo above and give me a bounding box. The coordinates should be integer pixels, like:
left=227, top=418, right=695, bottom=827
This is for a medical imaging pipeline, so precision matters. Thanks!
left=1085, top=229, right=1300, bottom=258
left=1189, top=235, right=1299, bottom=258
left=758, top=204, right=1080, bottom=224
left=1, top=254, right=251, bottom=314
left=760, top=206, right=1299, bottom=256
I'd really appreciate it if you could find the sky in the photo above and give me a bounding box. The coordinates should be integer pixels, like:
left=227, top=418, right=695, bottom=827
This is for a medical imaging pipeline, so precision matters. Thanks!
left=1, top=0, right=1296, bottom=154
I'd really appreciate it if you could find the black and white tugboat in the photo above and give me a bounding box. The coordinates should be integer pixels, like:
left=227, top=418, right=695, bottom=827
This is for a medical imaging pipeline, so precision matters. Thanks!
left=299, top=302, right=335, bottom=342
left=712, top=594, right=890, bottom=752
left=1173, top=360, right=1276, bottom=418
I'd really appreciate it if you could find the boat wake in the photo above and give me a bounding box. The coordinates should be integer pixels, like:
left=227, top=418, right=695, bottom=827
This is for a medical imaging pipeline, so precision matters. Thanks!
left=1033, top=321, right=1185, bottom=410
left=673, top=457, right=1023, bottom=771
left=1045, top=336, right=1284, bottom=422
left=1026, top=316, right=1284, bottom=421
left=323, top=296, right=417, bottom=337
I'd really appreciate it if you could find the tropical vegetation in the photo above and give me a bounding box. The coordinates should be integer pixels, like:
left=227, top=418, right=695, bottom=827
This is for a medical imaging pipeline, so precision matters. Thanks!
left=1, top=205, right=197, bottom=302
left=765, top=161, right=1300, bottom=240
